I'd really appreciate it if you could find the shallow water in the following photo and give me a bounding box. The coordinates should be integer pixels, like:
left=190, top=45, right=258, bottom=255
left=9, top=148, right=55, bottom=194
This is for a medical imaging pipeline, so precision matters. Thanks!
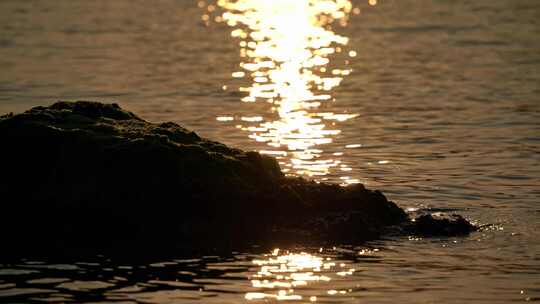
left=0, top=0, right=539, bottom=303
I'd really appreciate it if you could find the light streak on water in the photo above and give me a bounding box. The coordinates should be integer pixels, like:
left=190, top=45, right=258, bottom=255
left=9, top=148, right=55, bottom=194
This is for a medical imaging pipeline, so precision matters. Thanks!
left=203, top=0, right=371, bottom=182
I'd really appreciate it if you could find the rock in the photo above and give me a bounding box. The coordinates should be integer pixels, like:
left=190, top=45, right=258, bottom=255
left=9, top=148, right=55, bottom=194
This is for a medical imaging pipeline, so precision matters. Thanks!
left=408, top=213, right=478, bottom=236
left=0, top=101, right=476, bottom=251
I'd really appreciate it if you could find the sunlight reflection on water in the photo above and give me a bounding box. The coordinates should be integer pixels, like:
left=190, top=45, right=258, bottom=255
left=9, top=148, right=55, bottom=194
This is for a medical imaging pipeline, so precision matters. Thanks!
left=244, top=248, right=356, bottom=302
left=204, top=0, right=366, bottom=183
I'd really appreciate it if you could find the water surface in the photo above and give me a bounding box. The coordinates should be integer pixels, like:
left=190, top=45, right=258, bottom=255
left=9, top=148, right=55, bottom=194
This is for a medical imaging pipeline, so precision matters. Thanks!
left=0, top=0, right=539, bottom=302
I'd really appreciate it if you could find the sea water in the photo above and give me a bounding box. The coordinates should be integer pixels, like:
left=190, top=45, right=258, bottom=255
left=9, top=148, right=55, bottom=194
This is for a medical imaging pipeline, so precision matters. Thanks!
left=0, top=0, right=539, bottom=302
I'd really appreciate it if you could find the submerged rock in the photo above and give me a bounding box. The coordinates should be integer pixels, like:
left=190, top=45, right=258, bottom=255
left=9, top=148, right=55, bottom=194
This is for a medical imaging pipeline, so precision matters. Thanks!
left=0, top=101, right=475, bottom=251
left=408, top=213, right=477, bottom=236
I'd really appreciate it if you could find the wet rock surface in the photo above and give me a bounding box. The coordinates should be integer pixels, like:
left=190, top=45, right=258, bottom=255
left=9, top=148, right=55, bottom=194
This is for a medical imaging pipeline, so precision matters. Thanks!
left=407, top=213, right=478, bottom=236
left=0, top=101, right=476, bottom=252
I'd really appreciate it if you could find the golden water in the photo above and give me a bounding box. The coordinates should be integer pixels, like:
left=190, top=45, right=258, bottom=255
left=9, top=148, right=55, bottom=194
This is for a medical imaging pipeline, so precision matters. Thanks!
left=0, top=0, right=539, bottom=302
left=207, top=0, right=363, bottom=182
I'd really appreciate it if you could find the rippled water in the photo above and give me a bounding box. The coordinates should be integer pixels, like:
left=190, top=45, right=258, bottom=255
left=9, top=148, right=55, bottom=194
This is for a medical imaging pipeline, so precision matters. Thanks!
left=1, top=0, right=539, bottom=302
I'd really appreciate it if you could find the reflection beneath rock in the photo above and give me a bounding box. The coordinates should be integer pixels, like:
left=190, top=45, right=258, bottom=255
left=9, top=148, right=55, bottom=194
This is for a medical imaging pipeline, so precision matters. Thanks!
left=245, top=248, right=356, bottom=301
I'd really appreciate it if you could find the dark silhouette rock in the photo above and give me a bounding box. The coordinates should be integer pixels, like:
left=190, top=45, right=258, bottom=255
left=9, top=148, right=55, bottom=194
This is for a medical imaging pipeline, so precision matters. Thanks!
left=408, top=213, right=477, bottom=236
left=0, top=101, right=476, bottom=251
